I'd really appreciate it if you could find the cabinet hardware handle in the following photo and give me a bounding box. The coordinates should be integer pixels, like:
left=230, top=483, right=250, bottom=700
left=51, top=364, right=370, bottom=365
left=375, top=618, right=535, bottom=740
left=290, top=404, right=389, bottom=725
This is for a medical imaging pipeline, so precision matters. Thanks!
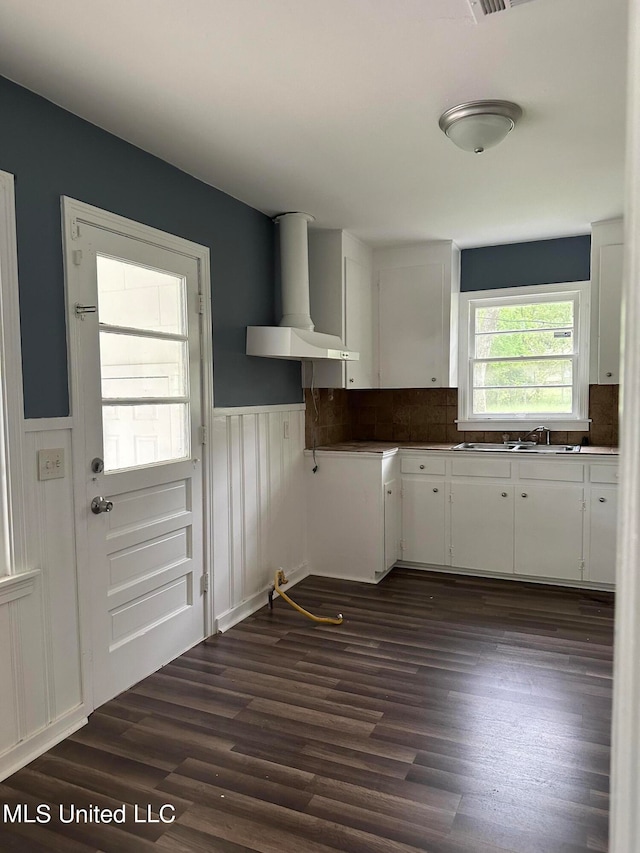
left=431, top=377, right=437, bottom=383
left=349, top=378, right=354, bottom=383
left=501, top=492, right=508, bottom=497
left=419, top=464, right=425, bottom=470
left=599, top=497, right=606, bottom=502
left=521, top=493, right=528, bottom=498
left=606, top=372, right=613, bottom=377
left=433, top=487, right=439, bottom=493
left=387, top=490, right=392, bottom=495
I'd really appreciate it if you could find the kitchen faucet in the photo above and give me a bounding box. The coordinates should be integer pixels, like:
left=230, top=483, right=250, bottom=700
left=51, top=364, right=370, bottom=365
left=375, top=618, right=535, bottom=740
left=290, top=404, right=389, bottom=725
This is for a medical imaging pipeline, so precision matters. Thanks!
left=520, top=425, right=551, bottom=445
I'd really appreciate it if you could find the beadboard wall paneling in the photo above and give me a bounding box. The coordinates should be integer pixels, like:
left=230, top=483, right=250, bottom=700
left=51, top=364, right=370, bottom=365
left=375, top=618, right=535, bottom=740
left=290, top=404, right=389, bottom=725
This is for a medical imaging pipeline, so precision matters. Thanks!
left=212, top=405, right=308, bottom=632
left=0, top=423, right=86, bottom=782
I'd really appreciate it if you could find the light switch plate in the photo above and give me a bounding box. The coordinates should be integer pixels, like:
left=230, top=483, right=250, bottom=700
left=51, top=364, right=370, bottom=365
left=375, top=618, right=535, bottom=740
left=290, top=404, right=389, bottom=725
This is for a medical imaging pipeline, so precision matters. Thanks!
left=38, top=448, right=65, bottom=480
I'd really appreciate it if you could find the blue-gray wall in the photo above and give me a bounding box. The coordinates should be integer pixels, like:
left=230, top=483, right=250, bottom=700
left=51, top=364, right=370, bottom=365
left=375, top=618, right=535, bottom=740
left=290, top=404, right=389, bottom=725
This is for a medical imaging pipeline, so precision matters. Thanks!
left=461, top=235, right=591, bottom=292
left=0, top=76, right=302, bottom=417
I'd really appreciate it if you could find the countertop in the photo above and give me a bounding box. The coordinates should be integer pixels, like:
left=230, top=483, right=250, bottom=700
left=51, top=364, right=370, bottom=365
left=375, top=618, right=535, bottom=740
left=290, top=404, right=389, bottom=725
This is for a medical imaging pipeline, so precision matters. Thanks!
left=310, top=441, right=619, bottom=456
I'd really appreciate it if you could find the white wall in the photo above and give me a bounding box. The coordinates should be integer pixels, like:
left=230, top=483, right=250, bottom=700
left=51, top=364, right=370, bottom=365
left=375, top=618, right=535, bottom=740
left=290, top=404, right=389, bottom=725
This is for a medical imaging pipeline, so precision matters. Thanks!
left=211, top=403, right=308, bottom=631
left=0, top=420, right=87, bottom=782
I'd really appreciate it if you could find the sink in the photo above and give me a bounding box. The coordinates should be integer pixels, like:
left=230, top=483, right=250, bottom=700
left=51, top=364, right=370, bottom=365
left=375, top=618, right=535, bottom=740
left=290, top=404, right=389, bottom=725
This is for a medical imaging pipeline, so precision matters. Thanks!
left=512, top=444, right=580, bottom=453
left=453, top=442, right=580, bottom=454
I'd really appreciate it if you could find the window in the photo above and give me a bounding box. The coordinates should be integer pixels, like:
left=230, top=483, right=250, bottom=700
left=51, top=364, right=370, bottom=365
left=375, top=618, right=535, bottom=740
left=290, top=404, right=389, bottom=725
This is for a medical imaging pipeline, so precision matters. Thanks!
left=458, top=283, right=590, bottom=430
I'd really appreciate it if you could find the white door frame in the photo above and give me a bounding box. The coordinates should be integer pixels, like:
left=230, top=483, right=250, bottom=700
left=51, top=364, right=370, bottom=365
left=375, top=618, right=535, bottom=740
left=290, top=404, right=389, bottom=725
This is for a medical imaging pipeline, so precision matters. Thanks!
left=61, top=197, right=214, bottom=710
left=610, top=1, right=640, bottom=848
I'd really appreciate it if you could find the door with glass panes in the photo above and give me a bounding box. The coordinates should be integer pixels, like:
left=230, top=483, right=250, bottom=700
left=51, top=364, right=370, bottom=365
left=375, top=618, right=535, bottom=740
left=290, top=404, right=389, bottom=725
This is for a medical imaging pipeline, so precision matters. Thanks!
left=66, top=210, right=207, bottom=708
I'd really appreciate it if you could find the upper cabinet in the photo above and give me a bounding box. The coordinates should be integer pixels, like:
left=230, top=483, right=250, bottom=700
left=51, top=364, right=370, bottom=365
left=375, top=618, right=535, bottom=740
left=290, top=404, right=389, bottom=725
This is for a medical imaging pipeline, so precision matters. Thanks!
left=306, top=230, right=375, bottom=389
left=374, top=242, right=460, bottom=388
left=590, top=218, right=624, bottom=385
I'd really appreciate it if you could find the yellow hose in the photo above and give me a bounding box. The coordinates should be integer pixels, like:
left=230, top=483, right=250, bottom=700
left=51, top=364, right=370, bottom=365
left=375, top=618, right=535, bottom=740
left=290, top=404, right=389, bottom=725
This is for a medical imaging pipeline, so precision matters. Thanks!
left=273, top=569, right=343, bottom=625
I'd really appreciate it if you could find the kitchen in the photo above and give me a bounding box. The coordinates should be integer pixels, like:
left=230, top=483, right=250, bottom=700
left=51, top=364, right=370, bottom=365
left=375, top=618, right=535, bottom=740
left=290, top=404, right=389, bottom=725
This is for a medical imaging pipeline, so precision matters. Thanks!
left=0, top=0, right=636, bottom=851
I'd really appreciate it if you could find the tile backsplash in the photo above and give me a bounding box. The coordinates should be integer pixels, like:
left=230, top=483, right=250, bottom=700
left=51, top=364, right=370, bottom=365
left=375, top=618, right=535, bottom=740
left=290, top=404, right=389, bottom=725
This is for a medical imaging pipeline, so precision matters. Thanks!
left=305, top=385, right=619, bottom=448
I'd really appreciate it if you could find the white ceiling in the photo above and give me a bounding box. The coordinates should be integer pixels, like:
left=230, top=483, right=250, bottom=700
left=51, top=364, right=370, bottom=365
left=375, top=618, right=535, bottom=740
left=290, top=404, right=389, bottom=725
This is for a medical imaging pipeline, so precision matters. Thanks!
left=0, top=0, right=629, bottom=247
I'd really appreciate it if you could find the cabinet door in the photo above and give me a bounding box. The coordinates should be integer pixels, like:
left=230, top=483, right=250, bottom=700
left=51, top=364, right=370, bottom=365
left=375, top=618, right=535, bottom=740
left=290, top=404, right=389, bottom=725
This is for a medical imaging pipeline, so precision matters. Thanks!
left=401, top=478, right=446, bottom=564
left=515, top=486, right=584, bottom=580
left=384, top=478, right=400, bottom=570
left=379, top=263, right=445, bottom=388
left=450, top=483, right=514, bottom=574
left=598, top=243, right=624, bottom=384
left=345, top=257, right=375, bottom=389
left=589, top=487, right=618, bottom=584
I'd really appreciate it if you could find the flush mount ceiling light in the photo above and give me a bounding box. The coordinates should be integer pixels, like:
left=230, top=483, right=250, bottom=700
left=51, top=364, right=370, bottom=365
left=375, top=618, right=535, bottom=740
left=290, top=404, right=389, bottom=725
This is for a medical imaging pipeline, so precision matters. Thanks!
left=438, top=100, right=523, bottom=153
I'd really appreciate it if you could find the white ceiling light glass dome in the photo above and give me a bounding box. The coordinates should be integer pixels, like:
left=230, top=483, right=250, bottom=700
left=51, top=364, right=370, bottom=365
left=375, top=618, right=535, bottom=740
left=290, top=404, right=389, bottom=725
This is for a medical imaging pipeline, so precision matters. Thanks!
left=439, top=100, right=523, bottom=153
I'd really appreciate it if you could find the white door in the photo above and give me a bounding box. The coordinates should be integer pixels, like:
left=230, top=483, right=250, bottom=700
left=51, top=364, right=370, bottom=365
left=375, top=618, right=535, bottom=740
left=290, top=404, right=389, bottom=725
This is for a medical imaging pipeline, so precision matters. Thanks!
left=345, top=257, right=374, bottom=388
left=384, top=478, right=400, bottom=571
left=514, top=485, right=584, bottom=580
left=65, top=210, right=208, bottom=709
left=450, top=482, right=515, bottom=574
left=401, top=478, right=446, bottom=565
left=378, top=263, right=445, bottom=388
left=589, top=487, right=618, bottom=584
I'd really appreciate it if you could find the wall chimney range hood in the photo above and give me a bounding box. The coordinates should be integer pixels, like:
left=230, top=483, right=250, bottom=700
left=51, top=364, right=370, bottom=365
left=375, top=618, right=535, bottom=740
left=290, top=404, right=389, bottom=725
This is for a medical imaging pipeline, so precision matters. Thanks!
left=246, top=212, right=359, bottom=361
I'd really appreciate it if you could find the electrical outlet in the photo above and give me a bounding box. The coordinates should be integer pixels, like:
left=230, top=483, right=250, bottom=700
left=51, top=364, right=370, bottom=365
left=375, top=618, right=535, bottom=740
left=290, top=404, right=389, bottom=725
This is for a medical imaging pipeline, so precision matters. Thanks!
left=283, top=420, right=290, bottom=439
left=38, top=448, right=65, bottom=480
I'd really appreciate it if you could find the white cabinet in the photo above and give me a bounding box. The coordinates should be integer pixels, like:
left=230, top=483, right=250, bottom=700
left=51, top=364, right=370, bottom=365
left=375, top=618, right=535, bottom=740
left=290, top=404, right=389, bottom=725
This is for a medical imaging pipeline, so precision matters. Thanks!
left=398, top=451, right=616, bottom=587
left=375, top=242, right=460, bottom=388
left=306, top=230, right=375, bottom=389
left=384, top=477, right=401, bottom=570
left=590, top=218, right=624, bottom=384
left=514, top=485, right=584, bottom=581
left=305, top=450, right=399, bottom=582
left=450, top=483, right=514, bottom=575
left=401, top=478, right=446, bottom=564
left=589, top=487, right=618, bottom=584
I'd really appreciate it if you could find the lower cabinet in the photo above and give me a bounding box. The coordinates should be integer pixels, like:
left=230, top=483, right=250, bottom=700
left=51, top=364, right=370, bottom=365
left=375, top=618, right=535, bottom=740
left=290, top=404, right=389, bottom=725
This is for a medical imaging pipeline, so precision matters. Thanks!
left=514, top=485, right=584, bottom=580
left=401, top=478, right=446, bottom=564
left=305, top=450, right=617, bottom=588
left=589, top=487, right=618, bottom=584
left=305, top=450, right=400, bottom=582
left=450, top=483, right=514, bottom=574
left=399, top=453, right=616, bottom=587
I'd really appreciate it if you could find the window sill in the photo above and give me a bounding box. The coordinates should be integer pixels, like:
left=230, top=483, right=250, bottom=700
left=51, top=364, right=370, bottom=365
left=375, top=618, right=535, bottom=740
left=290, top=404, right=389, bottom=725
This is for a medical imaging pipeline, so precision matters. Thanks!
left=0, top=569, right=40, bottom=606
left=456, top=420, right=591, bottom=432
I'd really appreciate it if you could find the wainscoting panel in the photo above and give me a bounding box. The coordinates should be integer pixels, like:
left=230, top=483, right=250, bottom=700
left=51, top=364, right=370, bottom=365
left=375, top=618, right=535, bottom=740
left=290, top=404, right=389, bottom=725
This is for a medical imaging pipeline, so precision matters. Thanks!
left=0, top=423, right=86, bottom=782
left=22, top=427, right=83, bottom=719
left=212, top=404, right=307, bottom=631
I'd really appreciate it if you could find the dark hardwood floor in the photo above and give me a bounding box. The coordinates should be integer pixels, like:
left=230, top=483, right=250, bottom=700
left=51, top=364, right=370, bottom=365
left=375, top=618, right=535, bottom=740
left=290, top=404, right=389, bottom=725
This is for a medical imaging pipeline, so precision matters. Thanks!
left=0, top=569, right=614, bottom=852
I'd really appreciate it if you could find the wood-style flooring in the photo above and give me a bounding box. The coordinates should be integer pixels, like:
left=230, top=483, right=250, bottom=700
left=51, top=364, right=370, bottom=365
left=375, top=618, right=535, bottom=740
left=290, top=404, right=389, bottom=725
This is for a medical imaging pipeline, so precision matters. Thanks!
left=0, top=569, right=614, bottom=852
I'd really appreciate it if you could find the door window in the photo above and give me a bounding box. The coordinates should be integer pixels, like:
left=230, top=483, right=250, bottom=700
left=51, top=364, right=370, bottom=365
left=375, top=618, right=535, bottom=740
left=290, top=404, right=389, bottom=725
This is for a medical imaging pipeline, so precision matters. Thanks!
left=97, top=255, right=191, bottom=471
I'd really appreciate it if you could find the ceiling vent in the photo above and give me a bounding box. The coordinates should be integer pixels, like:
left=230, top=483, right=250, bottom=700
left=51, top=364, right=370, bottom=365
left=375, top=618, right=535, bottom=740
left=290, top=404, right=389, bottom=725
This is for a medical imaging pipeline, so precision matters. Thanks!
left=468, top=0, right=537, bottom=22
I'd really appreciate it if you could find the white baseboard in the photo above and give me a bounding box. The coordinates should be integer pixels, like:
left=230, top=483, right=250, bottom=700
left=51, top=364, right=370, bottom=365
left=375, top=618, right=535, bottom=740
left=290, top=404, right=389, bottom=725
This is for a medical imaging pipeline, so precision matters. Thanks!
left=395, top=561, right=615, bottom=591
left=215, top=562, right=310, bottom=633
left=0, top=707, right=88, bottom=782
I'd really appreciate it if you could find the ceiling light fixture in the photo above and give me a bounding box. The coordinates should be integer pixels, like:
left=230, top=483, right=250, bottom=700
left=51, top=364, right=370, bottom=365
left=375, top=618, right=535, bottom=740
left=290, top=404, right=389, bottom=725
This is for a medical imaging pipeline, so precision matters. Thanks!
left=438, top=100, right=523, bottom=153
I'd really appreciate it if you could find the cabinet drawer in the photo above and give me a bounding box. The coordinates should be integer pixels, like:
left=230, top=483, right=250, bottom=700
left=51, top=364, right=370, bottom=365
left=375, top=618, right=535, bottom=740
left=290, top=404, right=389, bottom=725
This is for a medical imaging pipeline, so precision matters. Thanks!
left=590, top=464, right=619, bottom=484
left=451, top=458, right=511, bottom=479
left=401, top=456, right=446, bottom=476
left=518, top=462, right=584, bottom=483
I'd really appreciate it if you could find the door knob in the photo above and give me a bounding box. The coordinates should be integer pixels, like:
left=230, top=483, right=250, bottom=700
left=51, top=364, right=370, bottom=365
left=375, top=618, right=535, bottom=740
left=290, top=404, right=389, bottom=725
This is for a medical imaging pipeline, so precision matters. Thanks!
left=91, top=496, right=113, bottom=514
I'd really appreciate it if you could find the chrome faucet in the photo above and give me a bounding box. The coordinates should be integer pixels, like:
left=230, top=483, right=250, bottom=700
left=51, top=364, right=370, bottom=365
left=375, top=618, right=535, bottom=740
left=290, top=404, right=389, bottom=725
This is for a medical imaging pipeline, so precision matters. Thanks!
left=521, top=425, right=551, bottom=445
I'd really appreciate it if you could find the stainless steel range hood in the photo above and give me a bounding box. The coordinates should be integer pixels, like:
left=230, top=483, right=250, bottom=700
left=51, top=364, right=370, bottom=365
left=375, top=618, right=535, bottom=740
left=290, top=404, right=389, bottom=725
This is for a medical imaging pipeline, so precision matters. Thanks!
left=246, top=212, right=359, bottom=362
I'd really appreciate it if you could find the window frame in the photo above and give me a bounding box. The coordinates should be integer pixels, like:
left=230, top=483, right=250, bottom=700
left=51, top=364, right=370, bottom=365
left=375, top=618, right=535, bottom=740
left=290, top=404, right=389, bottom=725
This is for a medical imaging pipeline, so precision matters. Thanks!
left=457, top=281, right=591, bottom=431
left=0, top=171, right=28, bottom=579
